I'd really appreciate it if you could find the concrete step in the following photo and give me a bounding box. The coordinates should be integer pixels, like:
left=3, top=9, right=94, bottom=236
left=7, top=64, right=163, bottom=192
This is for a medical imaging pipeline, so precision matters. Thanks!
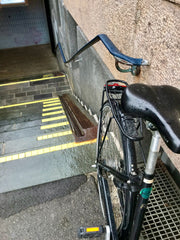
left=1, top=130, right=74, bottom=155
left=0, top=143, right=96, bottom=193
left=0, top=103, right=47, bottom=124
left=0, top=103, right=67, bottom=138
left=0, top=124, right=70, bottom=142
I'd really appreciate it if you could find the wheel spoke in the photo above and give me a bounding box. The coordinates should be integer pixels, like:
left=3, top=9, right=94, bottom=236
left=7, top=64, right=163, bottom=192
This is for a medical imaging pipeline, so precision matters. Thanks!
left=97, top=102, right=126, bottom=232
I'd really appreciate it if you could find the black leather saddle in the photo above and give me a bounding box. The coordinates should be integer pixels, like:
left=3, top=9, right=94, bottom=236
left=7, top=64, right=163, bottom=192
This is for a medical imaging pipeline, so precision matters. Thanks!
left=122, top=84, right=180, bottom=153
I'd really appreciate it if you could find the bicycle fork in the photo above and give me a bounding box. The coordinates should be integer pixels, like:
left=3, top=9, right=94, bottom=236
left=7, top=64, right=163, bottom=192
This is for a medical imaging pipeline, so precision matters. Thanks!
left=129, top=131, right=161, bottom=240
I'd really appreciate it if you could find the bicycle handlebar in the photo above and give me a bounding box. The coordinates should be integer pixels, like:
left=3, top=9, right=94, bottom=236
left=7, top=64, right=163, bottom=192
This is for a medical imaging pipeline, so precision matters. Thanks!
left=58, top=34, right=149, bottom=66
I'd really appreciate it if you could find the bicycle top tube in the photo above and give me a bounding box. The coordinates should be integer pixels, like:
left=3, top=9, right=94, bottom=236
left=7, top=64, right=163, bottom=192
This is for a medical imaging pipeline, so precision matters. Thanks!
left=58, top=34, right=148, bottom=66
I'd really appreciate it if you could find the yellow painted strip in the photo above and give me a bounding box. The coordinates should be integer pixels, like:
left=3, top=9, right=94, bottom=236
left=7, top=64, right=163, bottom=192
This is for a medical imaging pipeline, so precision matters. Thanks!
left=0, top=139, right=96, bottom=163
left=0, top=98, right=58, bottom=109
left=86, top=227, right=100, bottom=232
left=43, top=99, right=59, bottom=104
left=42, top=74, right=54, bottom=77
left=42, top=110, right=64, bottom=116
left=0, top=75, right=65, bottom=87
left=41, top=121, right=69, bottom=129
left=43, top=102, right=61, bottom=107
left=43, top=99, right=60, bottom=104
left=43, top=106, right=63, bottom=112
left=43, top=98, right=59, bottom=101
left=37, top=130, right=72, bottom=140
left=30, top=75, right=65, bottom=83
left=42, top=115, right=66, bottom=122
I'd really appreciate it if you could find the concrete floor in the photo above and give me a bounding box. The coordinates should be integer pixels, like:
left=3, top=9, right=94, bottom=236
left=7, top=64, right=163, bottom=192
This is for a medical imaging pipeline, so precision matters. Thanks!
left=0, top=44, right=59, bottom=82
left=0, top=175, right=105, bottom=240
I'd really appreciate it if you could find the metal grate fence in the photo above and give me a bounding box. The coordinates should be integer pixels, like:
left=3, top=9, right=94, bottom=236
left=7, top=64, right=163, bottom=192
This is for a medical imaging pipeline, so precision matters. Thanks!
left=141, top=160, right=180, bottom=240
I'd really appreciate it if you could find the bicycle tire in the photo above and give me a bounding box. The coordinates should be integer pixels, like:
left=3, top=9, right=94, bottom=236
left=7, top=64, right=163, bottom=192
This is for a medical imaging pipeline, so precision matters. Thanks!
left=96, top=101, right=136, bottom=238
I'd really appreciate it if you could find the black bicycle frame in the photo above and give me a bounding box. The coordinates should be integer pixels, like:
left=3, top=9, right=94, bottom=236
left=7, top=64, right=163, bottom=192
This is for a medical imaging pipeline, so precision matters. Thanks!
left=129, top=175, right=154, bottom=240
left=97, top=168, right=119, bottom=240
left=97, top=86, right=142, bottom=239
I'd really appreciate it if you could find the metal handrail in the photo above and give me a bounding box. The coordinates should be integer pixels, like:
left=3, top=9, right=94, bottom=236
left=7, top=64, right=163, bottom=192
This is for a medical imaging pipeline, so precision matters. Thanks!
left=58, top=34, right=148, bottom=75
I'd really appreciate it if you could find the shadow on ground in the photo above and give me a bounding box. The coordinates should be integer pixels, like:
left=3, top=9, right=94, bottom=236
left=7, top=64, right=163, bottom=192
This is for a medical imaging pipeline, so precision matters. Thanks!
left=0, top=175, right=105, bottom=240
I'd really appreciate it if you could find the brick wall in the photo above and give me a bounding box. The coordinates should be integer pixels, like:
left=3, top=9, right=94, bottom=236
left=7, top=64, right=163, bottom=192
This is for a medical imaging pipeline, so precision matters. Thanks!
left=0, top=76, right=71, bottom=106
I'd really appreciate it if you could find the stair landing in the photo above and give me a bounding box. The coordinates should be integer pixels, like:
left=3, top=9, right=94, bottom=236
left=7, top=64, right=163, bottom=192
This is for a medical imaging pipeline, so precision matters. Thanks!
left=0, top=44, right=59, bottom=82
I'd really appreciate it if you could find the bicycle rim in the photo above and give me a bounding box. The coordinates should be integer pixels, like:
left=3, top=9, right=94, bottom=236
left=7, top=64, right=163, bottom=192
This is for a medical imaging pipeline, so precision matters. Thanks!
left=97, top=102, right=127, bottom=233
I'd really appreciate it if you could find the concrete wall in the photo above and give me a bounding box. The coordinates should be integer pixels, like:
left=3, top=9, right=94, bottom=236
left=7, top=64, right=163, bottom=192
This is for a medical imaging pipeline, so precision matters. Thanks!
left=64, top=0, right=179, bottom=88
left=49, top=0, right=180, bottom=171
left=49, top=0, right=114, bottom=114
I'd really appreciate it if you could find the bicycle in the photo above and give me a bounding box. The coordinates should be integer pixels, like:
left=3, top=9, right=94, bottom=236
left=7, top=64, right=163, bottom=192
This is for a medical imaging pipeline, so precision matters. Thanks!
left=74, top=35, right=180, bottom=239
left=58, top=34, right=180, bottom=239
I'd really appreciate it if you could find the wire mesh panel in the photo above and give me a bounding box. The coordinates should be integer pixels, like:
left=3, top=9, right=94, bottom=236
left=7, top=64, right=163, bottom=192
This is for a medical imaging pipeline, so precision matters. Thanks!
left=141, top=160, right=180, bottom=240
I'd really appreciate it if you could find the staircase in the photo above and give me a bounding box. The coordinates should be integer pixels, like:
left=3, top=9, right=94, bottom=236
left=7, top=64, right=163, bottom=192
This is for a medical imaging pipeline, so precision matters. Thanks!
left=0, top=73, right=97, bottom=193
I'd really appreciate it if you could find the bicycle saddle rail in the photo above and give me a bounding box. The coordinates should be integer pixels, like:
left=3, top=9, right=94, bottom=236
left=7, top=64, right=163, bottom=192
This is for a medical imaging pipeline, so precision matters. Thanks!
left=58, top=34, right=148, bottom=66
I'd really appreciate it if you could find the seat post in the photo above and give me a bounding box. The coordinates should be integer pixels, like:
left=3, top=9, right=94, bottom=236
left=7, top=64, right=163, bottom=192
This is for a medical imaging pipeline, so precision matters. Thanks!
left=129, top=131, right=162, bottom=240
left=145, top=131, right=161, bottom=176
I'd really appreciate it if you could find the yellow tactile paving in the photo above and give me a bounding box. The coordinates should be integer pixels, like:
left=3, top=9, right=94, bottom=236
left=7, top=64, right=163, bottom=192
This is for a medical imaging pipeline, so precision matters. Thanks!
left=43, top=99, right=60, bottom=104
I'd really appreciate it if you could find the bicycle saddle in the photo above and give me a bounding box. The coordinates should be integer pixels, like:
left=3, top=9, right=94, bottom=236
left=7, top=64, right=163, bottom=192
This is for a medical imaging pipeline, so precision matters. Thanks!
left=122, top=84, right=180, bottom=153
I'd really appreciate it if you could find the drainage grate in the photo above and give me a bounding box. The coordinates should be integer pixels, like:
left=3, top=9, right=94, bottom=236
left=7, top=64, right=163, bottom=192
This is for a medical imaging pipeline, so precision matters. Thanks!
left=141, top=160, right=180, bottom=240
